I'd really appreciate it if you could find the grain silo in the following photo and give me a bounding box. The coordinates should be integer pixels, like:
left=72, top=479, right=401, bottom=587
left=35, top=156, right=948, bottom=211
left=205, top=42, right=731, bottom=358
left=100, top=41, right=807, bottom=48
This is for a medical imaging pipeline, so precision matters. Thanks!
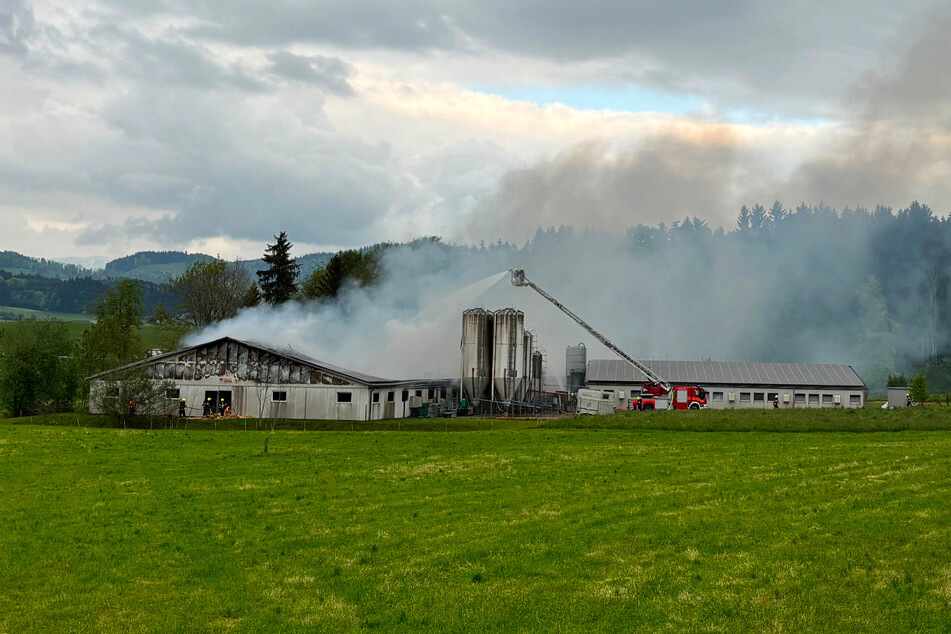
left=460, top=309, right=493, bottom=406
left=566, top=343, right=586, bottom=392
left=493, top=308, right=524, bottom=407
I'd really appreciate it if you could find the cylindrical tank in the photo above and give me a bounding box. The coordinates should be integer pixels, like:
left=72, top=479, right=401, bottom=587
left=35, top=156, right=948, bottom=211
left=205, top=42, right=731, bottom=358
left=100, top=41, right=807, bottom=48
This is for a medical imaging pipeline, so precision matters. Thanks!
left=493, top=309, right=524, bottom=407
left=531, top=351, right=544, bottom=397
left=518, top=331, right=533, bottom=401
left=461, top=309, right=493, bottom=406
left=566, top=343, right=587, bottom=392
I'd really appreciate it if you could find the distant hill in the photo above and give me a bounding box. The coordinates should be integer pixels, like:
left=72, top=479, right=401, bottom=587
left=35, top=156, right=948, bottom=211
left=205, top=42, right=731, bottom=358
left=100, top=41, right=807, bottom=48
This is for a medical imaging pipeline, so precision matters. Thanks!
left=0, top=251, right=91, bottom=279
left=0, top=271, right=177, bottom=319
left=100, top=251, right=217, bottom=283
left=5, top=249, right=347, bottom=284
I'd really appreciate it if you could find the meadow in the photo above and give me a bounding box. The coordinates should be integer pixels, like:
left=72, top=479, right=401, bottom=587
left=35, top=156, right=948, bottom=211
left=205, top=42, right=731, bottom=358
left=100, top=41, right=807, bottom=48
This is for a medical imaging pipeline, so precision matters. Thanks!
left=1, top=412, right=950, bottom=632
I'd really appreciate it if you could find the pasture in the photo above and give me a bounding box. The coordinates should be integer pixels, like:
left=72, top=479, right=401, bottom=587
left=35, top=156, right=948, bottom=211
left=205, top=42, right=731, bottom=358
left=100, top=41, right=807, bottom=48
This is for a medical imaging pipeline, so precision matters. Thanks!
left=1, top=415, right=950, bottom=632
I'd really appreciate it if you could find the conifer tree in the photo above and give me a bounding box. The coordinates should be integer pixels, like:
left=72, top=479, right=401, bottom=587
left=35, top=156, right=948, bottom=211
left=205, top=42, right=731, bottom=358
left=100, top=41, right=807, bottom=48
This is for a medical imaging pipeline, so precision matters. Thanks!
left=257, top=231, right=299, bottom=305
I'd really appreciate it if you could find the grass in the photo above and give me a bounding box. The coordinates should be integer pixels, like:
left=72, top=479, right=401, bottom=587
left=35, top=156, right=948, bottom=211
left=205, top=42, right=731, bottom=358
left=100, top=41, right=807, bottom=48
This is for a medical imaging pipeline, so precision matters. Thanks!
left=0, top=305, right=92, bottom=322
left=0, top=322, right=179, bottom=352
left=2, top=411, right=951, bottom=632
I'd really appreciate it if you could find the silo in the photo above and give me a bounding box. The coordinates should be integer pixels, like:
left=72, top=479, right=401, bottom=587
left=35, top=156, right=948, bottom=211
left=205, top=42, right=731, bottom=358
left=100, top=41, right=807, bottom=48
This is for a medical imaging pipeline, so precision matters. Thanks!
left=461, top=309, right=493, bottom=406
left=519, top=331, right=533, bottom=400
left=493, top=309, right=524, bottom=407
left=531, top=351, right=544, bottom=397
left=566, top=343, right=587, bottom=392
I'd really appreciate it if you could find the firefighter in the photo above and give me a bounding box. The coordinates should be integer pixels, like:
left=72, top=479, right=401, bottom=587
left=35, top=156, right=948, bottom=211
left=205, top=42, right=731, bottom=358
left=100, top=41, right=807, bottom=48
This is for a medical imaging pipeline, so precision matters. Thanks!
left=179, top=398, right=187, bottom=419
left=906, top=392, right=912, bottom=407
left=203, top=398, right=212, bottom=416
left=773, top=395, right=779, bottom=409
left=635, top=395, right=642, bottom=411
left=219, top=398, right=225, bottom=415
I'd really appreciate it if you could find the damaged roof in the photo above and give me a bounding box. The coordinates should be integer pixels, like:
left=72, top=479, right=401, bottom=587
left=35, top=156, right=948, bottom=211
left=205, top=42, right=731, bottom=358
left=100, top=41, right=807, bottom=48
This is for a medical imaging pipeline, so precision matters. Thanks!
left=87, top=336, right=455, bottom=388
left=586, top=359, right=866, bottom=389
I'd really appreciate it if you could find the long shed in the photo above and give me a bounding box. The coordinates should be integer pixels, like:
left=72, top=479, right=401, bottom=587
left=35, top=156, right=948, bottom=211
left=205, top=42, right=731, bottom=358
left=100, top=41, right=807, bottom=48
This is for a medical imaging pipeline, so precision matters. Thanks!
left=585, top=359, right=868, bottom=409
left=88, top=336, right=458, bottom=421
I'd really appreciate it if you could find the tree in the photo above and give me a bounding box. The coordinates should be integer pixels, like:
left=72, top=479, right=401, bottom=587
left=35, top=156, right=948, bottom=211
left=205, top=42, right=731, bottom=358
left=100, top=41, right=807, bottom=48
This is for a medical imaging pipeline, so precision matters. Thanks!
left=768, top=201, right=787, bottom=224
left=91, top=369, right=175, bottom=428
left=909, top=373, right=929, bottom=404
left=168, top=259, right=254, bottom=327
left=737, top=205, right=751, bottom=231
left=299, top=249, right=380, bottom=300
left=257, top=232, right=300, bottom=305
left=886, top=373, right=908, bottom=388
left=855, top=276, right=900, bottom=395
left=0, top=320, right=79, bottom=416
left=80, top=279, right=144, bottom=375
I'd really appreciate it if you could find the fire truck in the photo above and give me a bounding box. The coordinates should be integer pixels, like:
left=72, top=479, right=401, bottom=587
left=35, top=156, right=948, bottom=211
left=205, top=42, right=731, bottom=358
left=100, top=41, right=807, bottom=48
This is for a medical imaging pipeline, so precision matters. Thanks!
left=510, top=269, right=707, bottom=411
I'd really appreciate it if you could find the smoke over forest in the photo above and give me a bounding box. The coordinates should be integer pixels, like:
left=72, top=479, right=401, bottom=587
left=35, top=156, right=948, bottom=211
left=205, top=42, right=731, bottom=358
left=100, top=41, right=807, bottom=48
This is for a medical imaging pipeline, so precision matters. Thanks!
left=193, top=200, right=950, bottom=394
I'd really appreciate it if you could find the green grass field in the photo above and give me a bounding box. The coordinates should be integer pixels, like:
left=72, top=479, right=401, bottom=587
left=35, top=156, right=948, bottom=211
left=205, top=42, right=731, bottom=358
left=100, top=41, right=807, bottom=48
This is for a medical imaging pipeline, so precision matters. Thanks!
left=2, top=411, right=951, bottom=632
left=0, top=321, right=179, bottom=352
left=0, top=305, right=92, bottom=322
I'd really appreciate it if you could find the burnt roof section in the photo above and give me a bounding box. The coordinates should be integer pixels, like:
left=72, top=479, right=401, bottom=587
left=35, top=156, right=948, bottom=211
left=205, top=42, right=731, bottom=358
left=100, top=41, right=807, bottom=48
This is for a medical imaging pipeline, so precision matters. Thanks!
left=586, top=359, right=866, bottom=389
left=87, top=336, right=455, bottom=387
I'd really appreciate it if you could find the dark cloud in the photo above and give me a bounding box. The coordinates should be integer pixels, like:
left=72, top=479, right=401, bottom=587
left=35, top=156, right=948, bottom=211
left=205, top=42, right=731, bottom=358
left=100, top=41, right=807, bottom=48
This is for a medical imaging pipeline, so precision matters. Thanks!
left=761, top=7, right=951, bottom=212
left=0, top=0, right=34, bottom=56
left=267, top=51, right=355, bottom=94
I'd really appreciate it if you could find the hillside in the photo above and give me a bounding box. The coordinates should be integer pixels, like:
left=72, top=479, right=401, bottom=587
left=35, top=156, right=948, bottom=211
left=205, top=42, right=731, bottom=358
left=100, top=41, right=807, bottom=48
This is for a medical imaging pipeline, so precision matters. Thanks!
left=3, top=249, right=336, bottom=285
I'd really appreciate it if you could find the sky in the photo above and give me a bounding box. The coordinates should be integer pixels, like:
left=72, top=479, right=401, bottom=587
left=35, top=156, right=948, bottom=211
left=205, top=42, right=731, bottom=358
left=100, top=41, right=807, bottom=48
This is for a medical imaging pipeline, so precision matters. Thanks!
left=2, top=0, right=951, bottom=262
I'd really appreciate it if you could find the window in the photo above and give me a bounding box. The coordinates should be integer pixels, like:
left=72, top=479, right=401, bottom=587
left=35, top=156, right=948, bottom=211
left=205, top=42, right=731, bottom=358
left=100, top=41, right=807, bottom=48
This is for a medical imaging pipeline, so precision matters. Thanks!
left=428, top=388, right=435, bottom=400
left=166, top=388, right=180, bottom=399
left=416, top=390, right=422, bottom=397
left=808, top=394, right=820, bottom=404
left=753, top=392, right=765, bottom=402
left=440, top=388, right=446, bottom=399
left=402, top=390, right=409, bottom=402
left=850, top=394, right=861, bottom=406
left=740, top=392, right=751, bottom=402
left=712, top=392, right=724, bottom=402
left=822, top=394, right=834, bottom=404
left=372, top=392, right=380, bottom=403
left=336, top=392, right=352, bottom=403
left=767, top=393, right=778, bottom=401
left=272, top=391, right=287, bottom=402
left=794, top=393, right=806, bottom=404
left=387, top=391, right=394, bottom=402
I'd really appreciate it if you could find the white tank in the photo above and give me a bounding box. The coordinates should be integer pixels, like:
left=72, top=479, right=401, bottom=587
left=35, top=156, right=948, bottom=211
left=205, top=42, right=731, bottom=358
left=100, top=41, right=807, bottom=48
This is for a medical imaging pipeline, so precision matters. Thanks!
left=493, top=308, right=524, bottom=406
left=519, top=331, right=533, bottom=400
left=461, top=309, right=492, bottom=406
left=566, top=343, right=587, bottom=392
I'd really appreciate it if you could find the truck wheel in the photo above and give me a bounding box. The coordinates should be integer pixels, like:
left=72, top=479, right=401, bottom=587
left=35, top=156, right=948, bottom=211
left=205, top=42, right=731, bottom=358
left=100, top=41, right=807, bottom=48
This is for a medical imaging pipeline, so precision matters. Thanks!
left=689, top=402, right=700, bottom=410
left=644, top=404, right=654, bottom=411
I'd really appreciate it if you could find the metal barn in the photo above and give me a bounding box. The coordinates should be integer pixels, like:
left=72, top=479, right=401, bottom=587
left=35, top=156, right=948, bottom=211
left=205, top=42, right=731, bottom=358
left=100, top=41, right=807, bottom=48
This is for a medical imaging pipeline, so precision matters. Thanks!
left=88, top=336, right=458, bottom=421
left=584, top=359, right=868, bottom=409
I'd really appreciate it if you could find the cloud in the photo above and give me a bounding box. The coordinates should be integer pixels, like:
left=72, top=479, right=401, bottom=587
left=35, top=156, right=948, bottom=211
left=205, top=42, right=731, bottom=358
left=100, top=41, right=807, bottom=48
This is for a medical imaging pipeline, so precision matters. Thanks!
left=267, top=51, right=355, bottom=94
left=0, top=0, right=34, bottom=57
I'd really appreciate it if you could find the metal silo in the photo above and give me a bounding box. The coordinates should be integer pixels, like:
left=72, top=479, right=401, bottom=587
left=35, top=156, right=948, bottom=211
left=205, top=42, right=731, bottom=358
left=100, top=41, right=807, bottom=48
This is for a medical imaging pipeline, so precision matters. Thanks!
left=461, top=309, right=493, bottom=406
left=519, top=331, right=533, bottom=401
left=566, top=343, right=587, bottom=392
left=493, top=308, right=524, bottom=407
left=531, top=351, right=544, bottom=398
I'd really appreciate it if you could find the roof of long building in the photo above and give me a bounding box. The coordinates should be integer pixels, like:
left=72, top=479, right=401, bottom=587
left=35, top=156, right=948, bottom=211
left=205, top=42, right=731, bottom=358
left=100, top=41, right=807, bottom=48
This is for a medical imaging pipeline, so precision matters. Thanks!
left=88, top=336, right=455, bottom=388
left=586, top=359, right=866, bottom=389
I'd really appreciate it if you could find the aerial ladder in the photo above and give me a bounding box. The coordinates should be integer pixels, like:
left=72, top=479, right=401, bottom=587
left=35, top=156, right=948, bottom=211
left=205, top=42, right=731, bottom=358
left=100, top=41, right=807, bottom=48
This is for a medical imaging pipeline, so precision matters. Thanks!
left=510, top=268, right=706, bottom=410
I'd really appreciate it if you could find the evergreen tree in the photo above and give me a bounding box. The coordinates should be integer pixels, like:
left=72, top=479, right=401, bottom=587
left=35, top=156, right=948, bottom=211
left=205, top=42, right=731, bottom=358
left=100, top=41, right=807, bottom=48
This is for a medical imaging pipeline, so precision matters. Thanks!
left=737, top=205, right=751, bottom=231
left=257, top=232, right=300, bottom=305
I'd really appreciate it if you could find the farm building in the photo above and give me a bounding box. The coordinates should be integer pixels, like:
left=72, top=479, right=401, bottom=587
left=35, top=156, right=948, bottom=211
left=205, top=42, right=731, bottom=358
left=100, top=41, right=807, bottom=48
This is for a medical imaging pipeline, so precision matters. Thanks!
left=88, top=336, right=458, bottom=421
left=584, top=359, right=868, bottom=409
